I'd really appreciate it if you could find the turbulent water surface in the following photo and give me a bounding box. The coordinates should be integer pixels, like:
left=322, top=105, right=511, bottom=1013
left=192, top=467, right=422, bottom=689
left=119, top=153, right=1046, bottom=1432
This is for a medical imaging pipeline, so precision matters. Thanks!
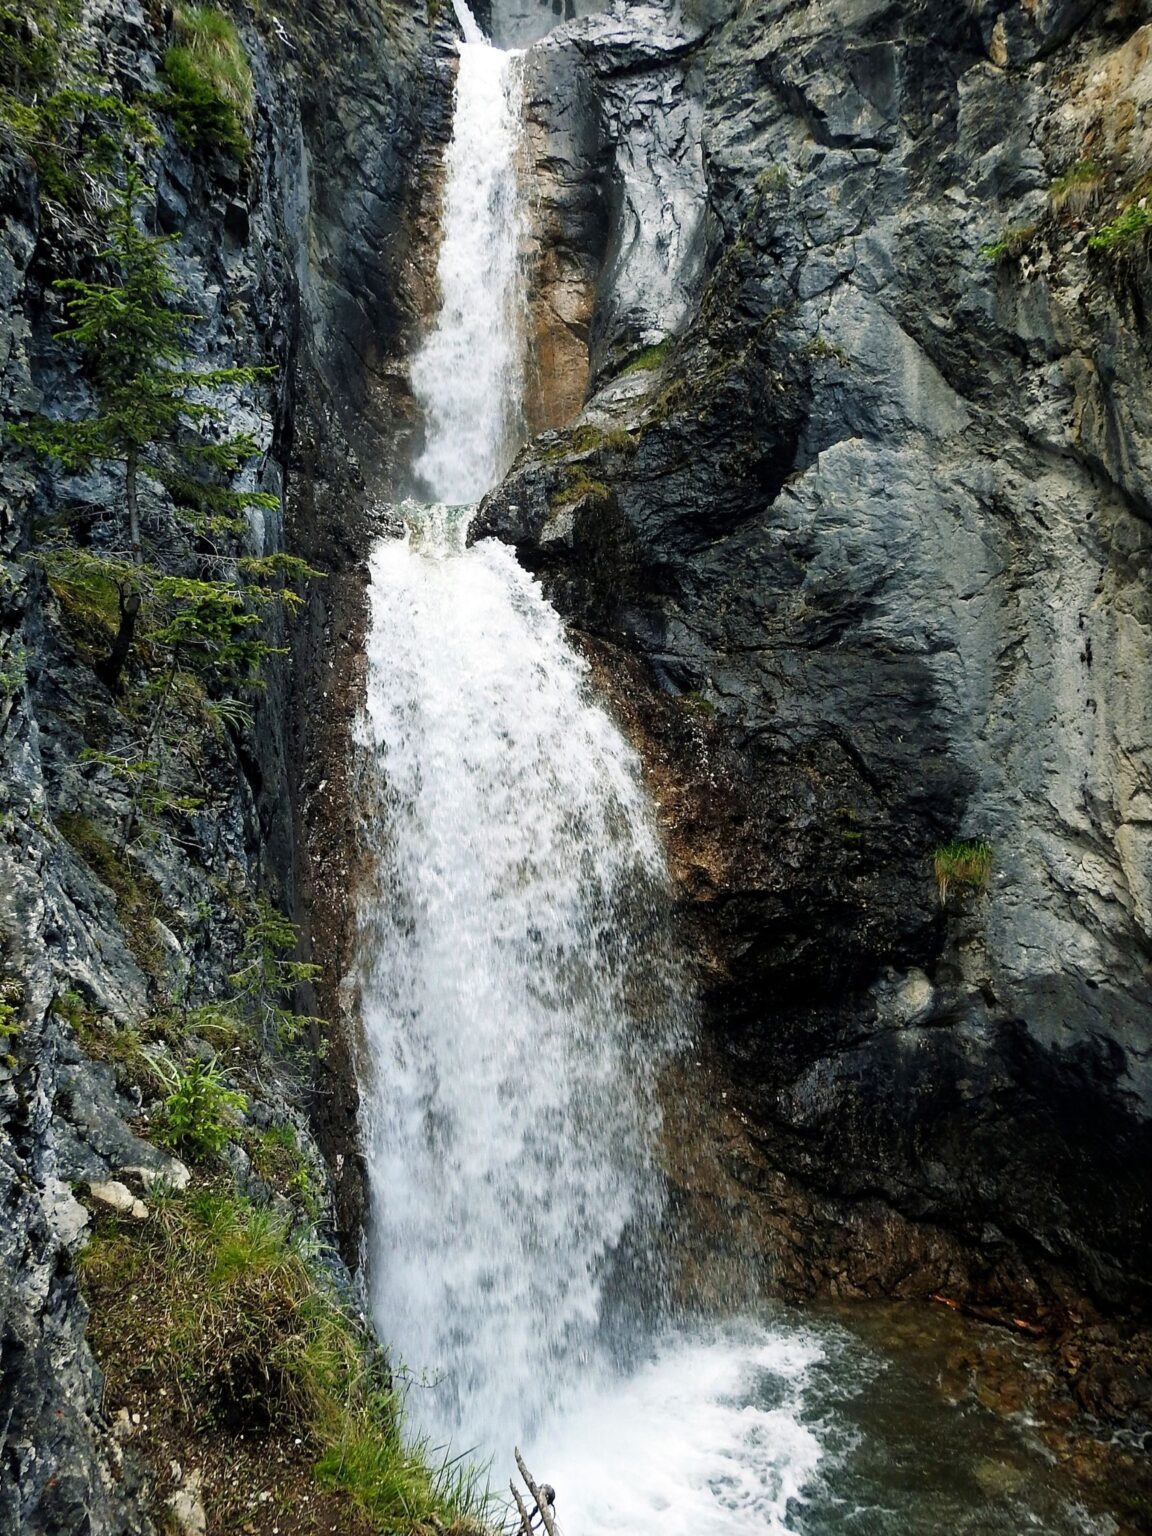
left=354, top=9, right=1116, bottom=1535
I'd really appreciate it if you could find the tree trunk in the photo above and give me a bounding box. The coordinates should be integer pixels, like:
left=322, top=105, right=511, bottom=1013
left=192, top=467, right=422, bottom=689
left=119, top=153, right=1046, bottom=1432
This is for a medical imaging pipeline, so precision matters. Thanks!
left=126, top=445, right=141, bottom=562
left=95, top=588, right=141, bottom=694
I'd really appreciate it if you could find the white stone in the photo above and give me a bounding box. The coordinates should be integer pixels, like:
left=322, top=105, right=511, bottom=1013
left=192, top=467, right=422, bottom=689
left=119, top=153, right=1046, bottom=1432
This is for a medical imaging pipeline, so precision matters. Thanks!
left=46, top=1178, right=90, bottom=1247
left=168, top=1470, right=207, bottom=1536
left=87, top=1180, right=149, bottom=1220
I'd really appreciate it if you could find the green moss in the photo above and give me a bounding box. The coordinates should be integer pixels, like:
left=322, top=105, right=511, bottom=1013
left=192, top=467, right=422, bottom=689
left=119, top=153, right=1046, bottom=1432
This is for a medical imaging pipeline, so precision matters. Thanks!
left=645, top=376, right=691, bottom=424
left=933, top=838, right=993, bottom=904
left=620, top=338, right=672, bottom=374
left=550, top=472, right=610, bottom=510
left=980, top=224, right=1038, bottom=264
left=44, top=553, right=122, bottom=656
left=78, top=1189, right=493, bottom=1531
left=55, top=812, right=169, bottom=983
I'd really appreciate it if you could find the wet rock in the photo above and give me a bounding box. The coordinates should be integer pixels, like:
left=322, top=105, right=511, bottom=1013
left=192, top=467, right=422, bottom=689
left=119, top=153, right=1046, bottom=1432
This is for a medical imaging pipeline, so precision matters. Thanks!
left=0, top=0, right=448, bottom=1530
left=480, top=0, right=1152, bottom=1327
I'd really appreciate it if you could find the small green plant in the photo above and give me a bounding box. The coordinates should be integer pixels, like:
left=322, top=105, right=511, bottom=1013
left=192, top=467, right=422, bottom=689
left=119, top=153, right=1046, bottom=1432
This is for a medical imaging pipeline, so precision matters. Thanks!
left=1089, top=201, right=1152, bottom=253
left=248, top=1123, right=318, bottom=1215
left=980, top=223, right=1038, bottom=263
left=620, top=338, right=672, bottom=374
left=228, top=896, right=322, bottom=1047
left=933, top=839, right=993, bottom=904
left=153, top=1053, right=247, bottom=1160
left=0, top=977, right=23, bottom=1037
left=805, top=336, right=851, bottom=366
left=157, top=5, right=253, bottom=159
left=1048, top=159, right=1105, bottom=216
left=756, top=164, right=788, bottom=191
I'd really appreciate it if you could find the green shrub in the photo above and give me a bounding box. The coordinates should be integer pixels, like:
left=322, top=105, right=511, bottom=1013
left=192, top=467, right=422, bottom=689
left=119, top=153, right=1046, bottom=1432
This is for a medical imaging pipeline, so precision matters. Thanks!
left=158, top=7, right=253, bottom=159
left=980, top=224, right=1038, bottom=264
left=1089, top=201, right=1152, bottom=253
left=0, top=0, right=77, bottom=93
left=228, top=896, right=322, bottom=1048
left=933, top=839, right=993, bottom=904
left=154, top=1054, right=247, bottom=1160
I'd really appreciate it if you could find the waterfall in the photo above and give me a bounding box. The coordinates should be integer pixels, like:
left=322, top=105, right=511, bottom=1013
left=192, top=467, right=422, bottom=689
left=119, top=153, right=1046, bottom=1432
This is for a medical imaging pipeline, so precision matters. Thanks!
left=408, top=10, right=526, bottom=504
left=357, top=1, right=679, bottom=1456
left=357, top=521, right=677, bottom=1451
left=351, top=7, right=1103, bottom=1534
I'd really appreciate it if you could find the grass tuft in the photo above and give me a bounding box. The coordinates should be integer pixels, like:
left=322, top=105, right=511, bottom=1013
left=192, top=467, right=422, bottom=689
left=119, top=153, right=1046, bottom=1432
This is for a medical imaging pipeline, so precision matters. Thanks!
left=172, top=5, right=253, bottom=115
left=78, top=1190, right=494, bottom=1530
left=933, top=838, right=993, bottom=904
left=159, top=6, right=252, bottom=159
left=980, top=224, right=1038, bottom=264
left=1048, top=159, right=1105, bottom=217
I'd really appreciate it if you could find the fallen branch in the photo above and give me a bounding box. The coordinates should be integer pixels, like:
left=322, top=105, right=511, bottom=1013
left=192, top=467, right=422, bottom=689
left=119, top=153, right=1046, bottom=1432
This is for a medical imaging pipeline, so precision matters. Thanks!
left=514, top=1448, right=558, bottom=1536
left=509, top=1479, right=533, bottom=1536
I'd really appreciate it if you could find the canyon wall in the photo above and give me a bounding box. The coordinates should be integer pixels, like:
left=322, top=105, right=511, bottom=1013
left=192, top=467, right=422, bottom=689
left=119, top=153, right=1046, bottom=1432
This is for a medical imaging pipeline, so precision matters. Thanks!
left=481, top=0, right=1152, bottom=1350
left=0, top=0, right=450, bottom=1525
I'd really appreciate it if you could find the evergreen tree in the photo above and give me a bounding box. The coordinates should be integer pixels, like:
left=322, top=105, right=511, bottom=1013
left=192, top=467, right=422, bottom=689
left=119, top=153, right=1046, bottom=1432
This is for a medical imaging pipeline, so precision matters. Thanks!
left=10, top=168, right=287, bottom=690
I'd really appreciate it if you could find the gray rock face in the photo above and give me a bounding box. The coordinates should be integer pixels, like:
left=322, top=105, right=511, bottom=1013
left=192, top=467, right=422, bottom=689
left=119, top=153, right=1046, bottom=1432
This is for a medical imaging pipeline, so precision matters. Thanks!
left=479, top=0, right=1152, bottom=1315
left=0, top=0, right=448, bottom=1529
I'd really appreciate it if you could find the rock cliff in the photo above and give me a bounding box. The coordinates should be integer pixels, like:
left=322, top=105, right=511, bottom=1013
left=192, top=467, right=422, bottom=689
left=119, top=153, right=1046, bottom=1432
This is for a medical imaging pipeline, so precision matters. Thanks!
left=3, top=0, right=1152, bottom=1528
left=479, top=0, right=1152, bottom=1370
left=0, top=0, right=451, bottom=1528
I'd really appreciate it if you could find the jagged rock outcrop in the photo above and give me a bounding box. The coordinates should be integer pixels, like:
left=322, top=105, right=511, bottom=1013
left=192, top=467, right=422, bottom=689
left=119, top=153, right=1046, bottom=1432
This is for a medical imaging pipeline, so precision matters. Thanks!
left=480, top=0, right=1152, bottom=1344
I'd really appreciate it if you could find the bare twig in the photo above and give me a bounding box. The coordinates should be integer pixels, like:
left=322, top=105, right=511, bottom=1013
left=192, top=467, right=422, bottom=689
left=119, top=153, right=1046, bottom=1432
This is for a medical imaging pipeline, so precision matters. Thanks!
left=509, top=1479, right=533, bottom=1536
left=514, top=1449, right=558, bottom=1536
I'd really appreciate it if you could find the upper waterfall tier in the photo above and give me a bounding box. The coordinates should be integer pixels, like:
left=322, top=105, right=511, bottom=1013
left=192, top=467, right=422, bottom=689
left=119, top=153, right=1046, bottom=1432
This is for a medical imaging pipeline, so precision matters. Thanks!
left=409, top=31, right=526, bottom=505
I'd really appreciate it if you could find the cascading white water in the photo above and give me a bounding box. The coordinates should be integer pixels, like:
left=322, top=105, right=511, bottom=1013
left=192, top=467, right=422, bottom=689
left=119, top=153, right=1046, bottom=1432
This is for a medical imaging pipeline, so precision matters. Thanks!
left=356, top=517, right=677, bottom=1452
left=357, top=2, right=679, bottom=1458
left=353, top=7, right=1111, bottom=1533
left=408, top=5, right=526, bottom=504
